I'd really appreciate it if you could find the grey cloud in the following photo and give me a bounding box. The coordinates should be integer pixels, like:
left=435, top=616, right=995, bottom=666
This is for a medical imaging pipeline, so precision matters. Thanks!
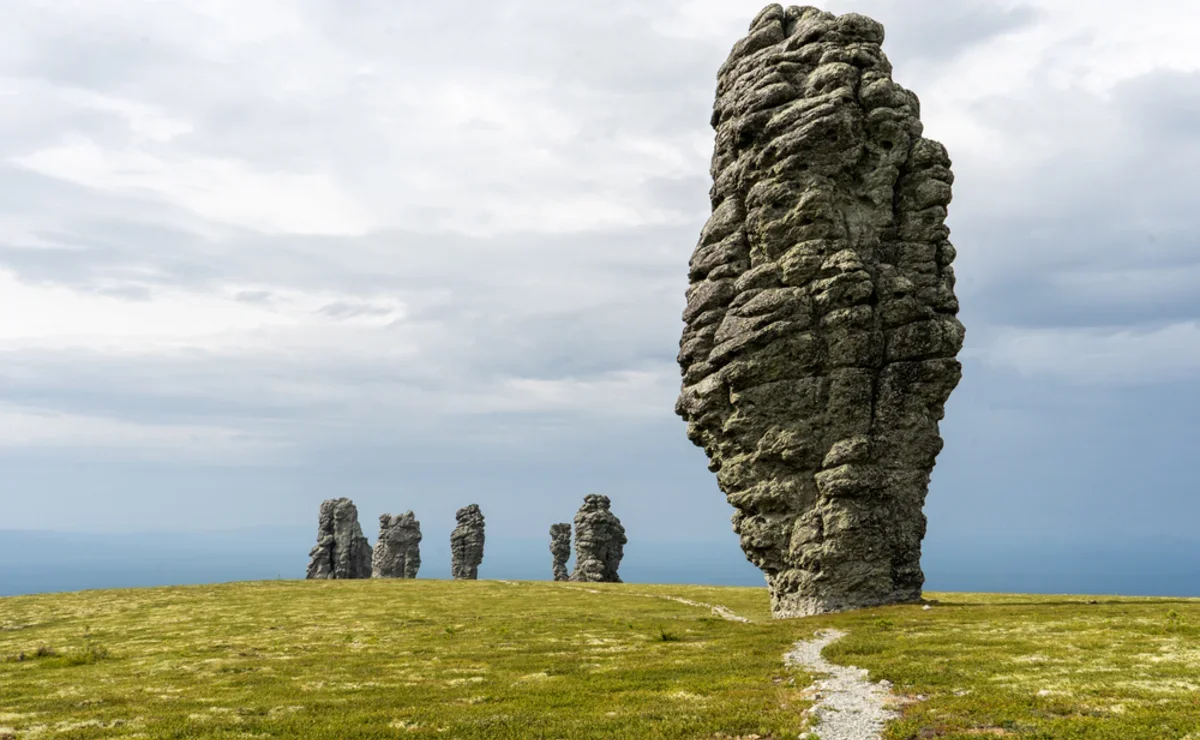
left=933, top=362, right=1200, bottom=543
left=948, top=69, right=1200, bottom=343
left=0, top=229, right=222, bottom=293
left=94, top=284, right=154, bottom=301
left=639, top=175, right=711, bottom=217
left=317, top=301, right=395, bottom=319
left=1, top=0, right=1199, bottom=573
left=4, top=0, right=724, bottom=197
left=0, top=244, right=685, bottom=449
left=1113, top=70, right=1200, bottom=136
left=3, top=1, right=1188, bottom=410
left=4, top=10, right=182, bottom=90
left=234, top=290, right=274, bottom=304
left=967, top=255, right=1200, bottom=331
left=0, top=106, right=129, bottom=158
left=854, top=2, right=1040, bottom=65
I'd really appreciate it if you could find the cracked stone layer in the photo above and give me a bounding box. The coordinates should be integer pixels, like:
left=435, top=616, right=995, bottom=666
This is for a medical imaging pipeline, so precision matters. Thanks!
left=450, top=504, right=485, bottom=580
left=569, top=495, right=627, bottom=583
left=372, top=511, right=422, bottom=579
left=675, top=4, right=963, bottom=617
left=305, top=498, right=373, bottom=580
left=549, top=523, right=572, bottom=582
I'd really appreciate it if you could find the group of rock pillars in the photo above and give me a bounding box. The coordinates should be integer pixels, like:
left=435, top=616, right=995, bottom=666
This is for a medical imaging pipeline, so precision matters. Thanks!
left=305, top=494, right=627, bottom=583
left=553, top=494, right=627, bottom=583
left=310, top=5, right=964, bottom=619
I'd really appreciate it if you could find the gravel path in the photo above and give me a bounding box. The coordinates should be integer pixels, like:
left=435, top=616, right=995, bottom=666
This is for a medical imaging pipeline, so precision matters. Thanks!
left=785, top=629, right=898, bottom=740
left=552, top=585, right=753, bottom=623
left=650, top=594, right=753, bottom=623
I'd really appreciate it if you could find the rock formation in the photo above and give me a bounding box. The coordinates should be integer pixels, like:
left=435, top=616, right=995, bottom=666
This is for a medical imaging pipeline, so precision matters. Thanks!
left=450, top=504, right=485, bottom=580
left=371, top=511, right=422, bottom=579
left=569, top=495, right=626, bottom=583
left=549, top=523, right=572, bottom=581
left=305, top=497, right=373, bottom=579
left=675, top=5, right=964, bottom=617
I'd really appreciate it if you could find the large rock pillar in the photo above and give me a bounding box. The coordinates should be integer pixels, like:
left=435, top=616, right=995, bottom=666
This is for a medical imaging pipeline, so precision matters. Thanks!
left=675, top=5, right=963, bottom=617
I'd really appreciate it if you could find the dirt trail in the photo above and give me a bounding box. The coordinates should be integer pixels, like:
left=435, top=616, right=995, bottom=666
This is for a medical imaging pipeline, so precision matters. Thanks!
left=550, top=584, right=753, bottom=623
left=536, top=582, right=900, bottom=736
left=649, top=594, right=752, bottom=623
left=785, top=629, right=898, bottom=740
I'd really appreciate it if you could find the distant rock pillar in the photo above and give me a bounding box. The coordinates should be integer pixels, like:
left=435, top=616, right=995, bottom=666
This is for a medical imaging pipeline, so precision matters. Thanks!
left=569, top=495, right=626, bottom=583
left=450, top=504, right=485, bottom=580
left=306, top=498, right=373, bottom=579
left=372, top=511, right=422, bottom=578
left=549, top=523, right=571, bottom=581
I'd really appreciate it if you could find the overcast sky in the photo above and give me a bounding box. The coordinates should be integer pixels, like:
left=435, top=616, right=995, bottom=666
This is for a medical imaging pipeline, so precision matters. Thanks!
left=3, top=0, right=1200, bottom=555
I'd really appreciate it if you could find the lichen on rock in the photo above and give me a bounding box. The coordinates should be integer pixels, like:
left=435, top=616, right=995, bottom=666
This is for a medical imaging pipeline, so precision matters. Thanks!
left=450, top=504, right=485, bottom=580
left=305, top=497, right=373, bottom=580
left=549, top=523, right=572, bottom=582
left=675, top=5, right=964, bottom=617
left=372, top=511, right=422, bottom=579
left=569, top=495, right=626, bottom=583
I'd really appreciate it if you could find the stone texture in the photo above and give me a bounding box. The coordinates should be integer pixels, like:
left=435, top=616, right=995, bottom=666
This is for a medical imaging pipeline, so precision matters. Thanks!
left=549, top=523, right=572, bottom=582
left=450, top=504, right=485, bottom=580
left=305, top=498, right=373, bottom=579
left=372, top=511, right=422, bottom=579
left=675, top=5, right=963, bottom=618
left=569, top=495, right=626, bottom=583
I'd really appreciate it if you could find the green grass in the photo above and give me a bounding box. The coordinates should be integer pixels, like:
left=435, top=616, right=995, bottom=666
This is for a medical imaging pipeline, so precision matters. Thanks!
left=0, top=580, right=810, bottom=739
left=808, top=593, right=1200, bottom=740
left=1, top=583, right=1199, bottom=739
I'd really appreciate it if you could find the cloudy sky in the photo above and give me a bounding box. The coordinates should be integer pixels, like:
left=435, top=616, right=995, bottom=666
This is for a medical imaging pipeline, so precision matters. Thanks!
left=3, top=0, right=1200, bottom=559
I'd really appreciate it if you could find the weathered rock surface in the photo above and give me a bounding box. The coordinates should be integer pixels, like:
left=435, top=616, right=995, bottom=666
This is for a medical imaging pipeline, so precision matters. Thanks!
left=450, top=504, right=485, bottom=580
left=675, top=5, right=963, bottom=617
left=372, top=511, right=422, bottom=579
left=549, top=523, right=572, bottom=581
left=569, top=495, right=626, bottom=583
left=306, top=498, right=373, bottom=579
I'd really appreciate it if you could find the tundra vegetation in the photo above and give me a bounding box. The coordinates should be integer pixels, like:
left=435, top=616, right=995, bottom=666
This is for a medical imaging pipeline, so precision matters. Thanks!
left=1, top=582, right=1198, bottom=738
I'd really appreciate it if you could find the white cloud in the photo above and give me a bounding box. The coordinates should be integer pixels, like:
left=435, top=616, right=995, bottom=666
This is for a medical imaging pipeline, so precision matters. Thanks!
left=11, top=138, right=375, bottom=236
left=474, top=368, right=677, bottom=418
left=61, top=87, right=193, bottom=142
left=984, top=322, right=1200, bottom=385
left=0, top=402, right=280, bottom=460
left=0, top=269, right=406, bottom=350
left=1, top=0, right=1200, bottom=463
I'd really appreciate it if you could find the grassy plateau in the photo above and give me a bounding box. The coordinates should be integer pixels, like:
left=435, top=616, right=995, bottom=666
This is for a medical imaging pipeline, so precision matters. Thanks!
left=1, top=580, right=1198, bottom=739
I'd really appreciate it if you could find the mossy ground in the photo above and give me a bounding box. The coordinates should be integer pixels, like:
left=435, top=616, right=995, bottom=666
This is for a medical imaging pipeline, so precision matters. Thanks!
left=811, top=593, right=1200, bottom=740
left=0, top=580, right=807, bottom=739
left=1, top=582, right=1198, bottom=739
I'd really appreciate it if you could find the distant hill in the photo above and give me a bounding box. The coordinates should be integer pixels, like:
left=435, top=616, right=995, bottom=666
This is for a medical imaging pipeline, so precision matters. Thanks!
left=0, top=528, right=765, bottom=596
left=2, top=528, right=1198, bottom=598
